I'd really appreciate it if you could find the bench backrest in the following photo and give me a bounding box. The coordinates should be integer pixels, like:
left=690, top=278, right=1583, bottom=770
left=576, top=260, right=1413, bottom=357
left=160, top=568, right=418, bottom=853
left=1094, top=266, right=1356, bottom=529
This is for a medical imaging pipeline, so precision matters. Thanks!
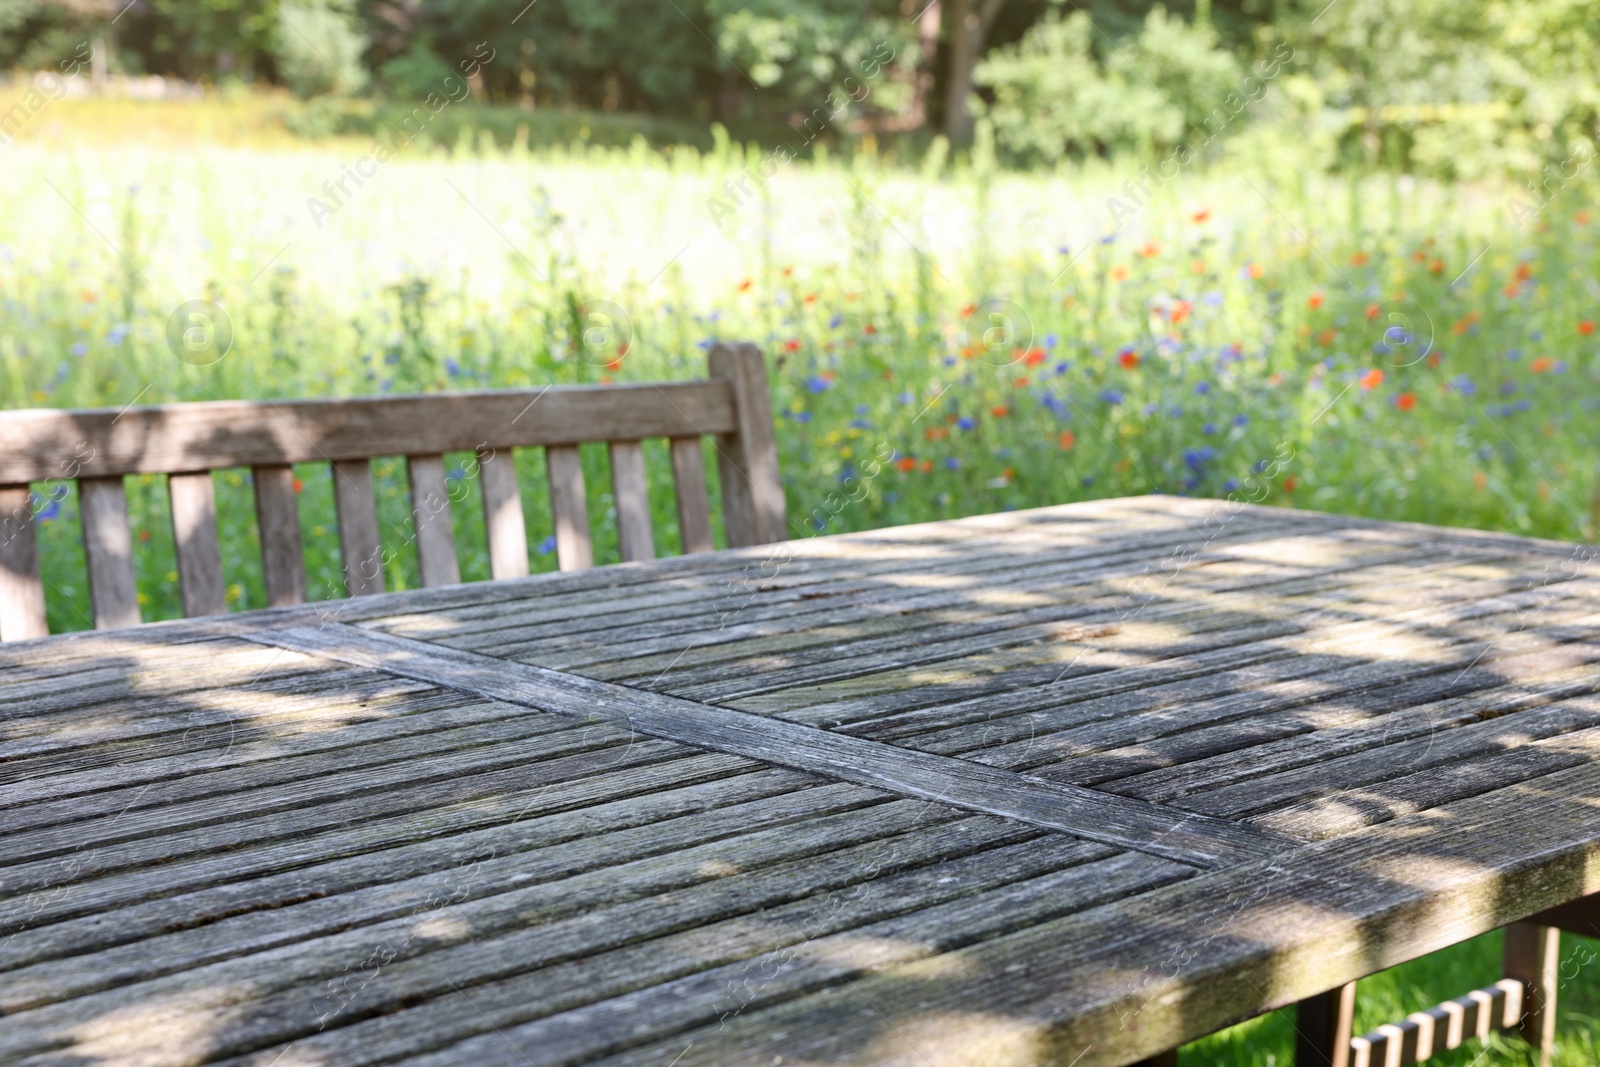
left=0, top=342, right=785, bottom=639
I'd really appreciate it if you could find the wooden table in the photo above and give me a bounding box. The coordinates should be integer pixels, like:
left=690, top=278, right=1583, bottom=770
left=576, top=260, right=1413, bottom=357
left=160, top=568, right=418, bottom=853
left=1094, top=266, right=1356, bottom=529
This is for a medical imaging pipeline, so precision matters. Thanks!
left=3, top=496, right=1598, bottom=1067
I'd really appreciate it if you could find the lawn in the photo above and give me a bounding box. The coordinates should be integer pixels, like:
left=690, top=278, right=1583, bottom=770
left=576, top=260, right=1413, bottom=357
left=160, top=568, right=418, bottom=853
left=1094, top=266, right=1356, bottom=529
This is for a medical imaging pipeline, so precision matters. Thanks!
left=2, top=105, right=1598, bottom=1062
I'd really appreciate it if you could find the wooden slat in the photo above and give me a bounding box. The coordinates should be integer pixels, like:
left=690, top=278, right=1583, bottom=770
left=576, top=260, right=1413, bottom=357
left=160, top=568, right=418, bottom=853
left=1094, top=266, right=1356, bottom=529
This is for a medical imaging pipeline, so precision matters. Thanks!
left=247, top=623, right=1292, bottom=868
left=407, top=454, right=460, bottom=588
left=609, top=440, right=655, bottom=563
left=0, top=382, right=740, bottom=482
left=78, top=476, right=140, bottom=629
left=545, top=444, right=593, bottom=571
left=0, top=484, right=48, bottom=640
left=707, top=342, right=786, bottom=546
left=669, top=435, right=714, bottom=555
left=1348, top=979, right=1521, bottom=1066
left=478, top=447, right=528, bottom=580
left=252, top=465, right=305, bottom=607
left=166, top=471, right=226, bottom=618
left=332, top=458, right=384, bottom=597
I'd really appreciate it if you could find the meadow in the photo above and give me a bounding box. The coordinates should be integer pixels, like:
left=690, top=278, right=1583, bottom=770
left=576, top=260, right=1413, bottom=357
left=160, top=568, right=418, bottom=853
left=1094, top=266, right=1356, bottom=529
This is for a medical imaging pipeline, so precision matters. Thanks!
left=2, top=104, right=1599, bottom=1064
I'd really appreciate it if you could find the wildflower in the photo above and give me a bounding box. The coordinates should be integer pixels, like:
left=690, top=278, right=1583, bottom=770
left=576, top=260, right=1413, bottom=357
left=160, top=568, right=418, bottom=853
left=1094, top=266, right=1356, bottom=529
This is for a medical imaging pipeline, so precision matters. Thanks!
left=1012, top=376, right=1029, bottom=388
left=784, top=339, right=801, bottom=352
left=1110, top=265, right=1129, bottom=282
left=828, top=314, right=842, bottom=328
left=804, top=294, right=817, bottom=304
left=897, top=391, right=914, bottom=404
left=863, top=323, right=877, bottom=335
left=919, top=459, right=934, bottom=473
left=1223, top=478, right=1240, bottom=492
left=1058, top=430, right=1076, bottom=450
left=943, top=458, right=961, bottom=470
left=807, top=376, right=830, bottom=393
left=1139, top=241, right=1161, bottom=258
left=1099, top=389, right=1124, bottom=405
left=1022, top=348, right=1046, bottom=366
left=1194, top=381, right=1210, bottom=395
left=896, top=457, right=917, bottom=472
left=1118, top=349, right=1139, bottom=370
left=1395, top=392, right=1417, bottom=411
left=790, top=410, right=812, bottom=423
left=1308, top=293, right=1324, bottom=310
left=537, top=535, right=558, bottom=555
left=1233, top=414, right=1249, bottom=427
left=1360, top=368, right=1384, bottom=390
left=1365, top=304, right=1381, bottom=320
left=991, top=405, right=1009, bottom=418
left=1283, top=475, right=1298, bottom=493
left=1202, top=422, right=1217, bottom=435
left=1170, top=301, right=1192, bottom=324
left=1579, top=320, right=1596, bottom=336
left=1318, top=328, right=1337, bottom=345
left=81, top=290, right=98, bottom=303
left=957, top=416, right=976, bottom=430
left=69, top=342, right=87, bottom=357
left=107, top=324, right=129, bottom=346
left=1530, top=357, right=1552, bottom=373
left=1191, top=209, right=1211, bottom=223
left=1247, top=263, right=1265, bottom=279
left=1473, top=471, right=1487, bottom=491
left=1350, top=252, right=1370, bottom=266
left=925, top=427, right=948, bottom=442
left=292, top=479, right=304, bottom=494
left=736, top=278, right=752, bottom=292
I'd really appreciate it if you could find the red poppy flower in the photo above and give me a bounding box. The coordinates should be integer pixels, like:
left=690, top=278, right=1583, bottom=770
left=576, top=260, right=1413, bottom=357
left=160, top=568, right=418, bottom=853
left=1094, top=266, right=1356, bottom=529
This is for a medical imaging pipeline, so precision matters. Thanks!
left=1283, top=475, right=1298, bottom=493
left=1191, top=209, right=1211, bottom=223
left=736, top=278, right=752, bottom=292
left=1119, top=350, right=1139, bottom=370
left=991, top=405, right=1009, bottom=418
left=1058, top=430, right=1076, bottom=451
left=1531, top=357, right=1552, bottom=373
left=1360, top=368, right=1384, bottom=390
left=1579, top=320, right=1596, bottom=336
left=783, top=339, right=801, bottom=352
left=895, top=457, right=916, bottom=472
left=1022, top=348, right=1046, bottom=366
left=1307, top=293, right=1324, bottom=310
left=1395, top=392, right=1417, bottom=411
left=1365, top=304, right=1381, bottom=320
left=918, top=459, right=934, bottom=473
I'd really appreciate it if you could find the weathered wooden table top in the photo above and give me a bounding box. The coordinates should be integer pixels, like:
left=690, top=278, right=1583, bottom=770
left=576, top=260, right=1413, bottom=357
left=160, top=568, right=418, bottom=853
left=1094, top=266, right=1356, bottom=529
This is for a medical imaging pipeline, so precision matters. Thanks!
left=3, top=495, right=1598, bottom=1067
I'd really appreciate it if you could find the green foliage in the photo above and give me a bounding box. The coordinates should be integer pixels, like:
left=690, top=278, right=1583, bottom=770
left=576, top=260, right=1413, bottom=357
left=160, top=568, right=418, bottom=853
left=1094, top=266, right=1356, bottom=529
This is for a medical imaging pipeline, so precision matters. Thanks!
left=975, top=6, right=1247, bottom=163
left=274, top=0, right=367, bottom=97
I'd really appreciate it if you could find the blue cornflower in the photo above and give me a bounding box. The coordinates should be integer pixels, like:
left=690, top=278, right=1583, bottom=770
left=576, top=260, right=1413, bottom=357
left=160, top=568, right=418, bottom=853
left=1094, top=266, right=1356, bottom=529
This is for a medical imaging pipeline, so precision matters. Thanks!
left=790, top=410, right=813, bottom=423
left=444, top=358, right=461, bottom=377
left=1044, top=333, right=1059, bottom=349
left=1223, top=478, right=1240, bottom=492
left=1099, top=389, right=1124, bottom=405
left=1202, top=422, right=1218, bottom=435
left=898, top=391, right=915, bottom=404
left=1142, top=402, right=1160, bottom=416
left=855, top=403, right=870, bottom=415
left=1499, top=381, right=1517, bottom=396
left=1233, top=414, right=1249, bottom=427
left=1450, top=375, right=1476, bottom=396
left=1194, top=381, right=1210, bottom=395
left=944, top=458, right=961, bottom=470
left=537, top=535, right=558, bottom=555
left=70, top=342, right=87, bottom=357
left=1054, top=361, right=1070, bottom=374
left=828, top=313, right=842, bottom=328
left=807, top=376, right=830, bottom=393
left=107, top=324, right=129, bottom=346
left=957, top=416, right=976, bottom=430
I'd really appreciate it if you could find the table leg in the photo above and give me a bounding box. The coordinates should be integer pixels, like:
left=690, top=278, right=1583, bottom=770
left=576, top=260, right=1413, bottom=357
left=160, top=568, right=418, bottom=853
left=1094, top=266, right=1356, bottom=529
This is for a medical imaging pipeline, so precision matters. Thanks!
left=1130, top=1051, right=1177, bottom=1066
left=1504, top=921, right=1560, bottom=1067
left=1296, top=981, right=1356, bottom=1067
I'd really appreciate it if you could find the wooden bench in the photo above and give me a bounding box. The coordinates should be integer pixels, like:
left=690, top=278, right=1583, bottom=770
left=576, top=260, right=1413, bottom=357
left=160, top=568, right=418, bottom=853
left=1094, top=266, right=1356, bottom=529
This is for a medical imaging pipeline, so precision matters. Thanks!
left=0, top=342, right=785, bottom=640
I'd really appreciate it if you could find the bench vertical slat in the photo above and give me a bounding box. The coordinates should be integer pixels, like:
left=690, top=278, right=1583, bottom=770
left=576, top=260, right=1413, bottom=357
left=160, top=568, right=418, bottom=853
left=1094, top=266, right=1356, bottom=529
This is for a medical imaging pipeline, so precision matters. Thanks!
left=407, top=455, right=460, bottom=587
left=668, top=436, right=713, bottom=555
left=79, top=476, right=141, bottom=629
left=0, top=485, right=48, bottom=640
left=332, top=458, right=384, bottom=597
left=1297, top=981, right=1356, bottom=1067
left=545, top=445, right=593, bottom=571
left=167, top=472, right=226, bottom=617
left=609, top=440, right=656, bottom=563
left=252, top=465, right=306, bottom=607
left=708, top=342, right=786, bottom=547
left=478, top=447, right=529, bottom=580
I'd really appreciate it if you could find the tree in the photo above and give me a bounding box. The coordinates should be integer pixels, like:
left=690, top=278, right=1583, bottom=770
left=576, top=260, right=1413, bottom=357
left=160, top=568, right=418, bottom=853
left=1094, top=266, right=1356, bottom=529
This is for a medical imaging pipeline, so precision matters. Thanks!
left=943, top=0, right=1004, bottom=144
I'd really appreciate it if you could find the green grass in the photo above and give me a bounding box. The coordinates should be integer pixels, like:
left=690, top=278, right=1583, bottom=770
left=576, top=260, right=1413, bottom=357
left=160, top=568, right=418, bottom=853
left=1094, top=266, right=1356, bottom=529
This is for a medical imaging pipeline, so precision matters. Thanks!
left=1, top=111, right=1597, bottom=1060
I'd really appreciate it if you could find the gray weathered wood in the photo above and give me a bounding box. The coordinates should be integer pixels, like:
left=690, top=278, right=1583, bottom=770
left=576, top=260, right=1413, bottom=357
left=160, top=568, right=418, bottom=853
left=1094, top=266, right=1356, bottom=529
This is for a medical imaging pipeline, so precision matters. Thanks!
left=407, top=454, right=460, bottom=588
left=608, top=440, right=655, bottom=563
left=0, top=483, right=48, bottom=640
left=545, top=444, right=593, bottom=571
left=252, top=464, right=305, bottom=607
left=78, top=475, right=140, bottom=629
left=332, top=458, right=384, bottom=597
left=167, top=471, right=226, bottom=618
left=668, top=436, right=713, bottom=555
left=707, top=342, right=785, bottom=547
left=478, top=446, right=528, bottom=580
left=245, top=623, right=1292, bottom=868
left=0, top=383, right=741, bottom=482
